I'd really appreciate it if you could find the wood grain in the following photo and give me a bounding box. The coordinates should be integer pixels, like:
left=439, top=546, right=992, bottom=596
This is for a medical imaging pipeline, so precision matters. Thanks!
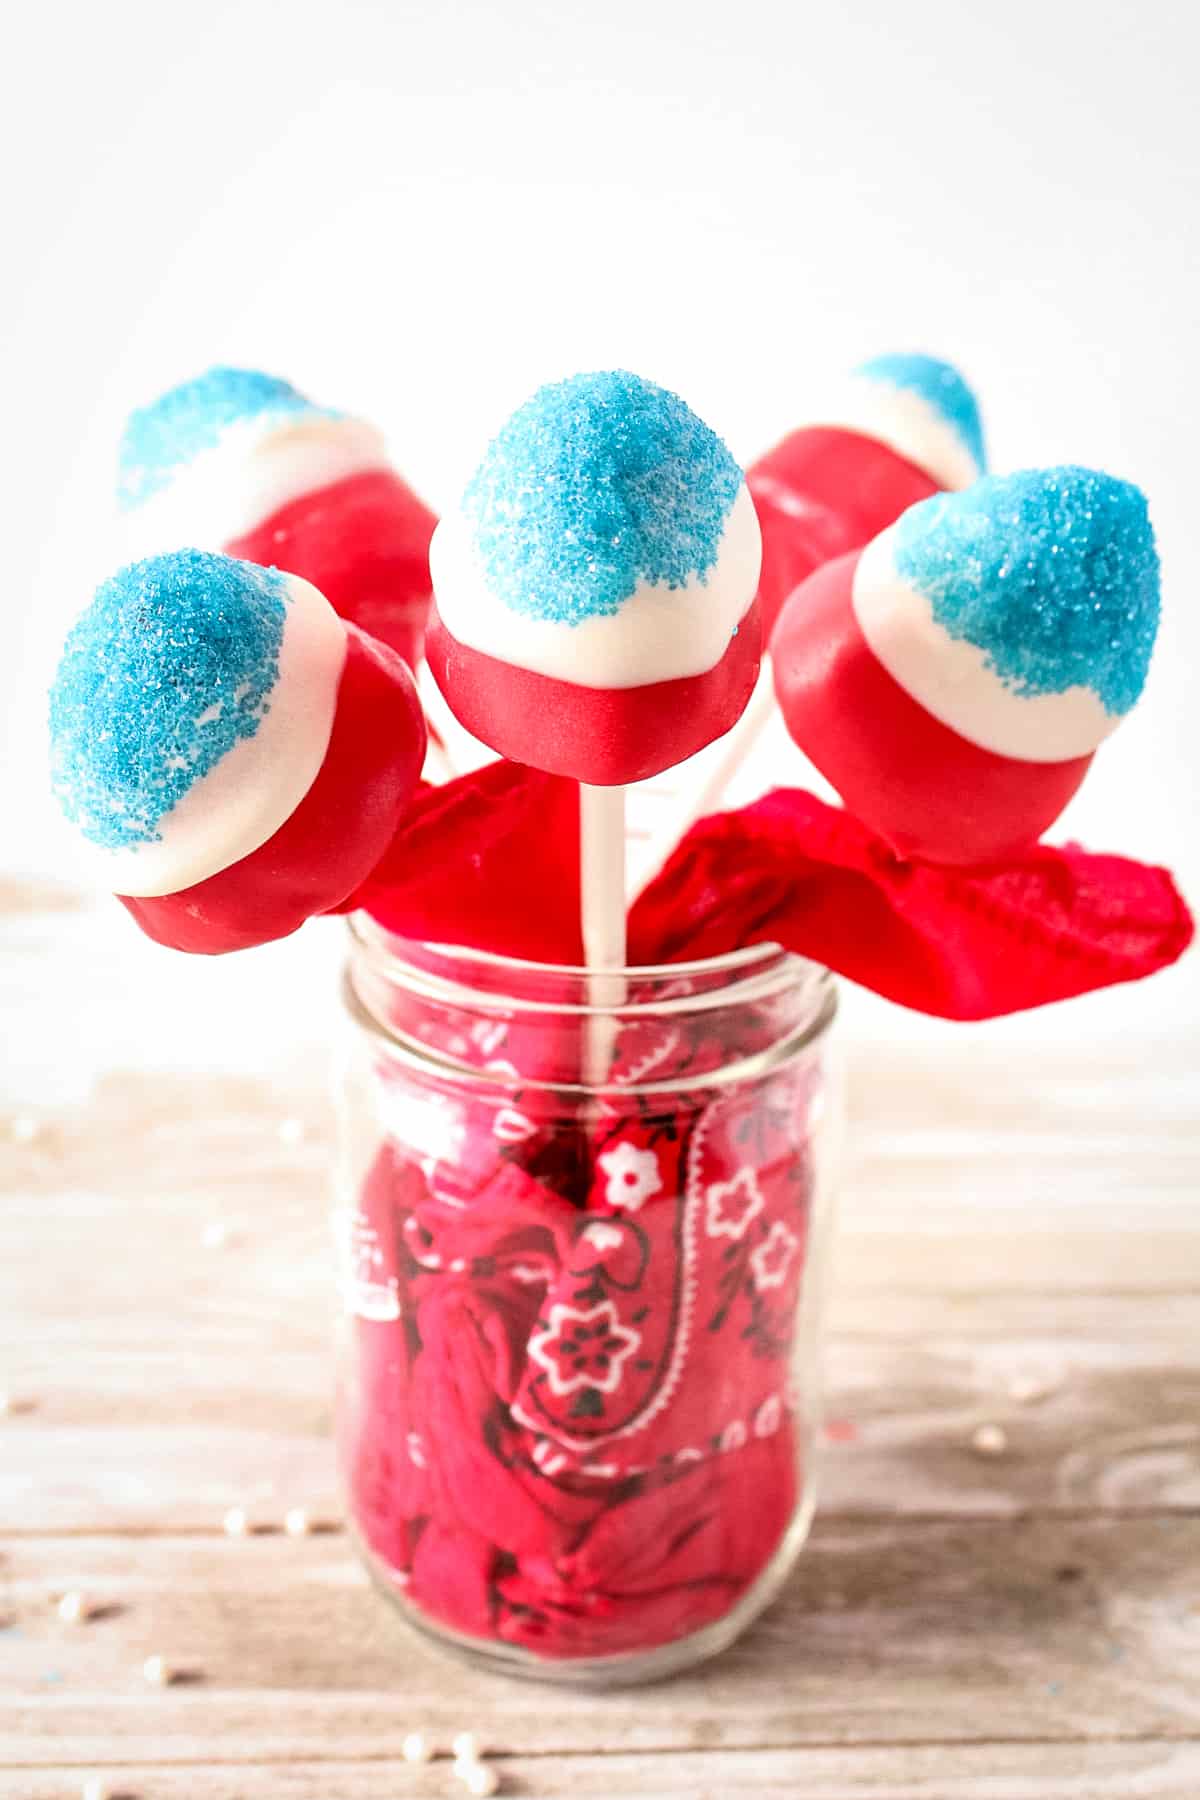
left=4, top=1743, right=1200, bottom=1799
left=3, top=1305, right=1198, bottom=1532
left=3, top=1515, right=1199, bottom=1763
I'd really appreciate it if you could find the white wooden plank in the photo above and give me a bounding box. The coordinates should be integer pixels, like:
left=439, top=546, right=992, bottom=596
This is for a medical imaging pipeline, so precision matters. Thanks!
left=4, top=1742, right=1200, bottom=1798
left=2, top=1518, right=1198, bottom=1763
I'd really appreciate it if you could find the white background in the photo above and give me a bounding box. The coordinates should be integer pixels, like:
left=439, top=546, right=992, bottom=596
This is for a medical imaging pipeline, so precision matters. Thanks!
left=4, top=0, right=1197, bottom=1047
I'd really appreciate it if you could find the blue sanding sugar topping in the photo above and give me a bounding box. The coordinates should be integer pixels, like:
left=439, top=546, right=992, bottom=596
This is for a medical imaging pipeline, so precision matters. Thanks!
left=118, top=368, right=338, bottom=509
left=855, top=352, right=987, bottom=474
left=461, top=370, right=743, bottom=624
left=890, top=466, right=1160, bottom=716
left=49, top=550, right=288, bottom=850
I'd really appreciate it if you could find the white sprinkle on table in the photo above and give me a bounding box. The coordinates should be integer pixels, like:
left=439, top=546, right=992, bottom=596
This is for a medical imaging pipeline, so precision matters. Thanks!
left=223, top=1506, right=251, bottom=1537
left=459, top=1761, right=500, bottom=1797
left=142, top=1653, right=177, bottom=1686
left=453, top=1731, right=482, bottom=1762
left=971, top=1423, right=1009, bottom=1457
left=402, top=1730, right=434, bottom=1763
left=10, top=1115, right=40, bottom=1144
left=1009, top=1374, right=1055, bottom=1404
left=284, top=1507, right=311, bottom=1537
left=277, top=1117, right=306, bottom=1147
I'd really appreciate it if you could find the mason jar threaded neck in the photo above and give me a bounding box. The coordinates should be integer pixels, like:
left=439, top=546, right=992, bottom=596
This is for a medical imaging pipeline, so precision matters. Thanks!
left=343, top=913, right=836, bottom=1097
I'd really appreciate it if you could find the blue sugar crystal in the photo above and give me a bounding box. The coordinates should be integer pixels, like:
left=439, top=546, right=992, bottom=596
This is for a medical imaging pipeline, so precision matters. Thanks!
left=118, top=367, right=337, bottom=509
left=461, top=370, right=743, bottom=625
left=49, top=550, right=288, bottom=851
left=891, top=466, right=1160, bottom=716
left=855, top=352, right=987, bottom=475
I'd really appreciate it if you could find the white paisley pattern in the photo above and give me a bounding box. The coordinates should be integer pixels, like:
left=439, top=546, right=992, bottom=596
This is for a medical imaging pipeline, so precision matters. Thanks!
left=704, top=1168, right=765, bottom=1241
left=598, top=1141, right=663, bottom=1212
left=528, top=1301, right=642, bottom=1397
left=750, top=1221, right=801, bottom=1292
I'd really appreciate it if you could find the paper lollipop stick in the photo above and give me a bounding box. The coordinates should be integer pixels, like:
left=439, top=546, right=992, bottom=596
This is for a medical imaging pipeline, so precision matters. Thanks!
left=424, top=369, right=762, bottom=1081
left=579, top=782, right=628, bottom=1082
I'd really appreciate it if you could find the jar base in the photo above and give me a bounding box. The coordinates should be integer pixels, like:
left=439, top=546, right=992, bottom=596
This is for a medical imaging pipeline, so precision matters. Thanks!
left=352, top=1482, right=818, bottom=1689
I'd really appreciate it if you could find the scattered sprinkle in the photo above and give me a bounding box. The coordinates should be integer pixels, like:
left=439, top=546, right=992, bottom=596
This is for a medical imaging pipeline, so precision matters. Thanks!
left=1009, top=1374, right=1055, bottom=1405
left=222, top=1507, right=252, bottom=1537
left=284, top=1508, right=311, bottom=1537
left=9, top=1115, right=41, bottom=1144
left=49, top=552, right=289, bottom=852
left=891, top=467, right=1160, bottom=715
left=971, top=1423, right=1009, bottom=1457
left=118, top=366, right=337, bottom=508
left=277, top=1117, right=306, bottom=1147
left=855, top=352, right=987, bottom=474
left=459, top=1762, right=500, bottom=1797
left=81, top=1778, right=111, bottom=1800
left=57, top=1591, right=96, bottom=1625
left=402, top=1731, right=434, bottom=1764
left=462, top=370, right=742, bottom=625
left=452, top=1731, right=482, bottom=1762
left=142, top=1654, right=177, bottom=1686
left=202, top=1220, right=233, bottom=1250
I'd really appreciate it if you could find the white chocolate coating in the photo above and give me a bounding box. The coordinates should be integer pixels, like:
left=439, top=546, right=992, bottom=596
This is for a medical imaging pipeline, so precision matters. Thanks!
left=852, top=528, right=1116, bottom=762
left=429, top=482, right=762, bottom=689
left=806, top=376, right=981, bottom=491
left=95, top=574, right=346, bottom=897
left=120, top=414, right=388, bottom=560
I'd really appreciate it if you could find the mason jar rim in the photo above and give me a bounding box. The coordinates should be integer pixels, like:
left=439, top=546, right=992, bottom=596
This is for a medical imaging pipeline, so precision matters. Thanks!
left=343, top=913, right=837, bottom=1097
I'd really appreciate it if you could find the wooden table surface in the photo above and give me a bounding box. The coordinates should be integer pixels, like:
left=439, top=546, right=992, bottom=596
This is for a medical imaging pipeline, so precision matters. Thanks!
left=2, top=881, right=1198, bottom=1799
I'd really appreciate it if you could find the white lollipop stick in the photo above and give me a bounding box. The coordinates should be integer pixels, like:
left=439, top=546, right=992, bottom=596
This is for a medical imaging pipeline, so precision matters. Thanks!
left=686, top=661, right=776, bottom=819
left=630, top=663, right=777, bottom=889
left=579, top=783, right=627, bottom=1086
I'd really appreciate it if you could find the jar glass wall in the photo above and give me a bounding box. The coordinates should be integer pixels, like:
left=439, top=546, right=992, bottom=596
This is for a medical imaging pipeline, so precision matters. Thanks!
left=333, top=919, right=842, bottom=1685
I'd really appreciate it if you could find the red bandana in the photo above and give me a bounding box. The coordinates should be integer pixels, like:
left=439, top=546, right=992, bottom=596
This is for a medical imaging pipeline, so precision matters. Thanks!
left=354, top=764, right=1192, bottom=1019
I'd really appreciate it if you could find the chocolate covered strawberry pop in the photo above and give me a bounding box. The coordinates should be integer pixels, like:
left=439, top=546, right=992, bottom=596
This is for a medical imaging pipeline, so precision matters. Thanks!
left=49, top=550, right=426, bottom=953
left=425, top=370, right=763, bottom=786
left=749, top=353, right=986, bottom=639
left=771, top=467, right=1160, bottom=864
left=118, top=368, right=437, bottom=667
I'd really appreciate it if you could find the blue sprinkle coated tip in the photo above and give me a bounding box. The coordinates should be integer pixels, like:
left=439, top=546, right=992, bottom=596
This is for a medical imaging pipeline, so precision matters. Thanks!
left=891, top=467, right=1160, bottom=717
left=49, top=550, right=288, bottom=851
left=461, top=370, right=744, bottom=625
left=118, top=368, right=340, bottom=509
left=855, top=352, right=987, bottom=475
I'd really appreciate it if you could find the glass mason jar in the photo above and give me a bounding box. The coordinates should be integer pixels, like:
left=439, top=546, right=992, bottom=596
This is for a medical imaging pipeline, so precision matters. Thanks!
left=333, top=916, right=842, bottom=1685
